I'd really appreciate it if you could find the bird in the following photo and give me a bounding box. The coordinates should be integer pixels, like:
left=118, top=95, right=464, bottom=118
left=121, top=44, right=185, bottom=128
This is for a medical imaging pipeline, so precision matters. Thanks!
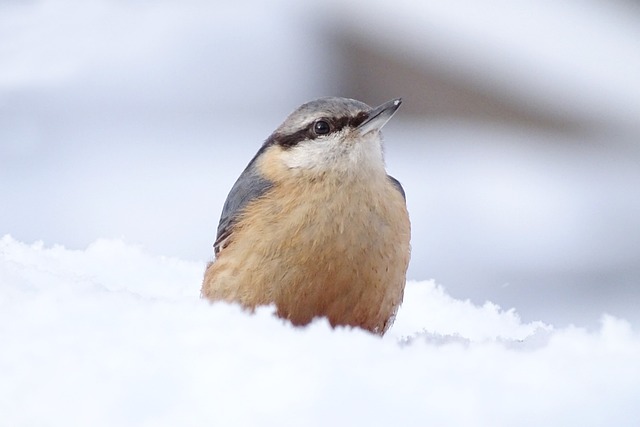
left=201, top=97, right=411, bottom=335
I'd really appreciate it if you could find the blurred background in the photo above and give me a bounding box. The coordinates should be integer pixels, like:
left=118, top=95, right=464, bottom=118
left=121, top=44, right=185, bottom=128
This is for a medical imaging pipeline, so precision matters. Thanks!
left=1, top=0, right=639, bottom=328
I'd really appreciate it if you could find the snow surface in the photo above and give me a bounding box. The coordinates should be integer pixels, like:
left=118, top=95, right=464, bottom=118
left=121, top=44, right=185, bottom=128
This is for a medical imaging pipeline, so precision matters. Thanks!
left=2, top=235, right=640, bottom=426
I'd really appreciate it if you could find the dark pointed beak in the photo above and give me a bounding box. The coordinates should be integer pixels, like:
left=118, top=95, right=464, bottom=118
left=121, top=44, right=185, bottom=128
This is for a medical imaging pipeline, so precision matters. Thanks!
left=357, top=98, right=402, bottom=135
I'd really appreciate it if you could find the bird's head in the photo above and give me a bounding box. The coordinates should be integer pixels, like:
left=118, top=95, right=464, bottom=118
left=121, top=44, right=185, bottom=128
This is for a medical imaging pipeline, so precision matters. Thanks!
left=260, top=97, right=402, bottom=178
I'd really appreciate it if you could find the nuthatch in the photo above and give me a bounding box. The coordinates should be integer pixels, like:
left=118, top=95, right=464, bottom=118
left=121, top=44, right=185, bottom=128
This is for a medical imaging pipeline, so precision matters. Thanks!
left=201, top=97, right=410, bottom=335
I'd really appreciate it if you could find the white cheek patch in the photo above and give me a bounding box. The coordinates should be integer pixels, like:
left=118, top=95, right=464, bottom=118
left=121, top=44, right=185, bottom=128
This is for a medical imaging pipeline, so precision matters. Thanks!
left=282, top=130, right=386, bottom=174
left=283, top=135, right=342, bottom=169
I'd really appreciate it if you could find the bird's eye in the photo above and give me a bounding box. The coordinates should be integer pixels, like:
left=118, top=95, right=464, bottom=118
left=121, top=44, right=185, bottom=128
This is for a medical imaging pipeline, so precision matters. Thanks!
left=313, top=120, right=331, bottom=136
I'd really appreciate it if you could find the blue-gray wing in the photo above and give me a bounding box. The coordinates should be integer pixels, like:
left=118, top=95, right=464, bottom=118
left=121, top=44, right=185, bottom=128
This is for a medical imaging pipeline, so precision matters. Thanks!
left=214, top=157, right=273, bottom=256
left=387, top=175, right=406, bottom=201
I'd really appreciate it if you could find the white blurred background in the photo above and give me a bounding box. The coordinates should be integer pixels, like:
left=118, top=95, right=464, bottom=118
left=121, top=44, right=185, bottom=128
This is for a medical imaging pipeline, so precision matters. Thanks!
left=1, top=0, right=639, bottom=328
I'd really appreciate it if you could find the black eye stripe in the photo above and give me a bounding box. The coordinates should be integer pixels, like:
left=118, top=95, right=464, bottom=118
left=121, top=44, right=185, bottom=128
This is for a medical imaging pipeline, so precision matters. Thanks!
left=266, top=112, right=371, bottom=149
left=271, top=128, right=310, bottom=148
left=351, top=111, right=369, bottom=128
left=329, top=114, right=366, bottom=133
left=264, top=111, right=369, bottom=148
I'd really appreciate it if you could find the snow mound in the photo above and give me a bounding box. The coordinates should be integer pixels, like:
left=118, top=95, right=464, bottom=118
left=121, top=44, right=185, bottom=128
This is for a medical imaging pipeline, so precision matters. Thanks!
left=1, top=235, right=639, bottom=426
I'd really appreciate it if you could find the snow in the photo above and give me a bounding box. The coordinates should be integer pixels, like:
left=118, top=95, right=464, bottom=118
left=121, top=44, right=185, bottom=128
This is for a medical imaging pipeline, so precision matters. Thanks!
left=2, top=235, right=640, bottom=426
